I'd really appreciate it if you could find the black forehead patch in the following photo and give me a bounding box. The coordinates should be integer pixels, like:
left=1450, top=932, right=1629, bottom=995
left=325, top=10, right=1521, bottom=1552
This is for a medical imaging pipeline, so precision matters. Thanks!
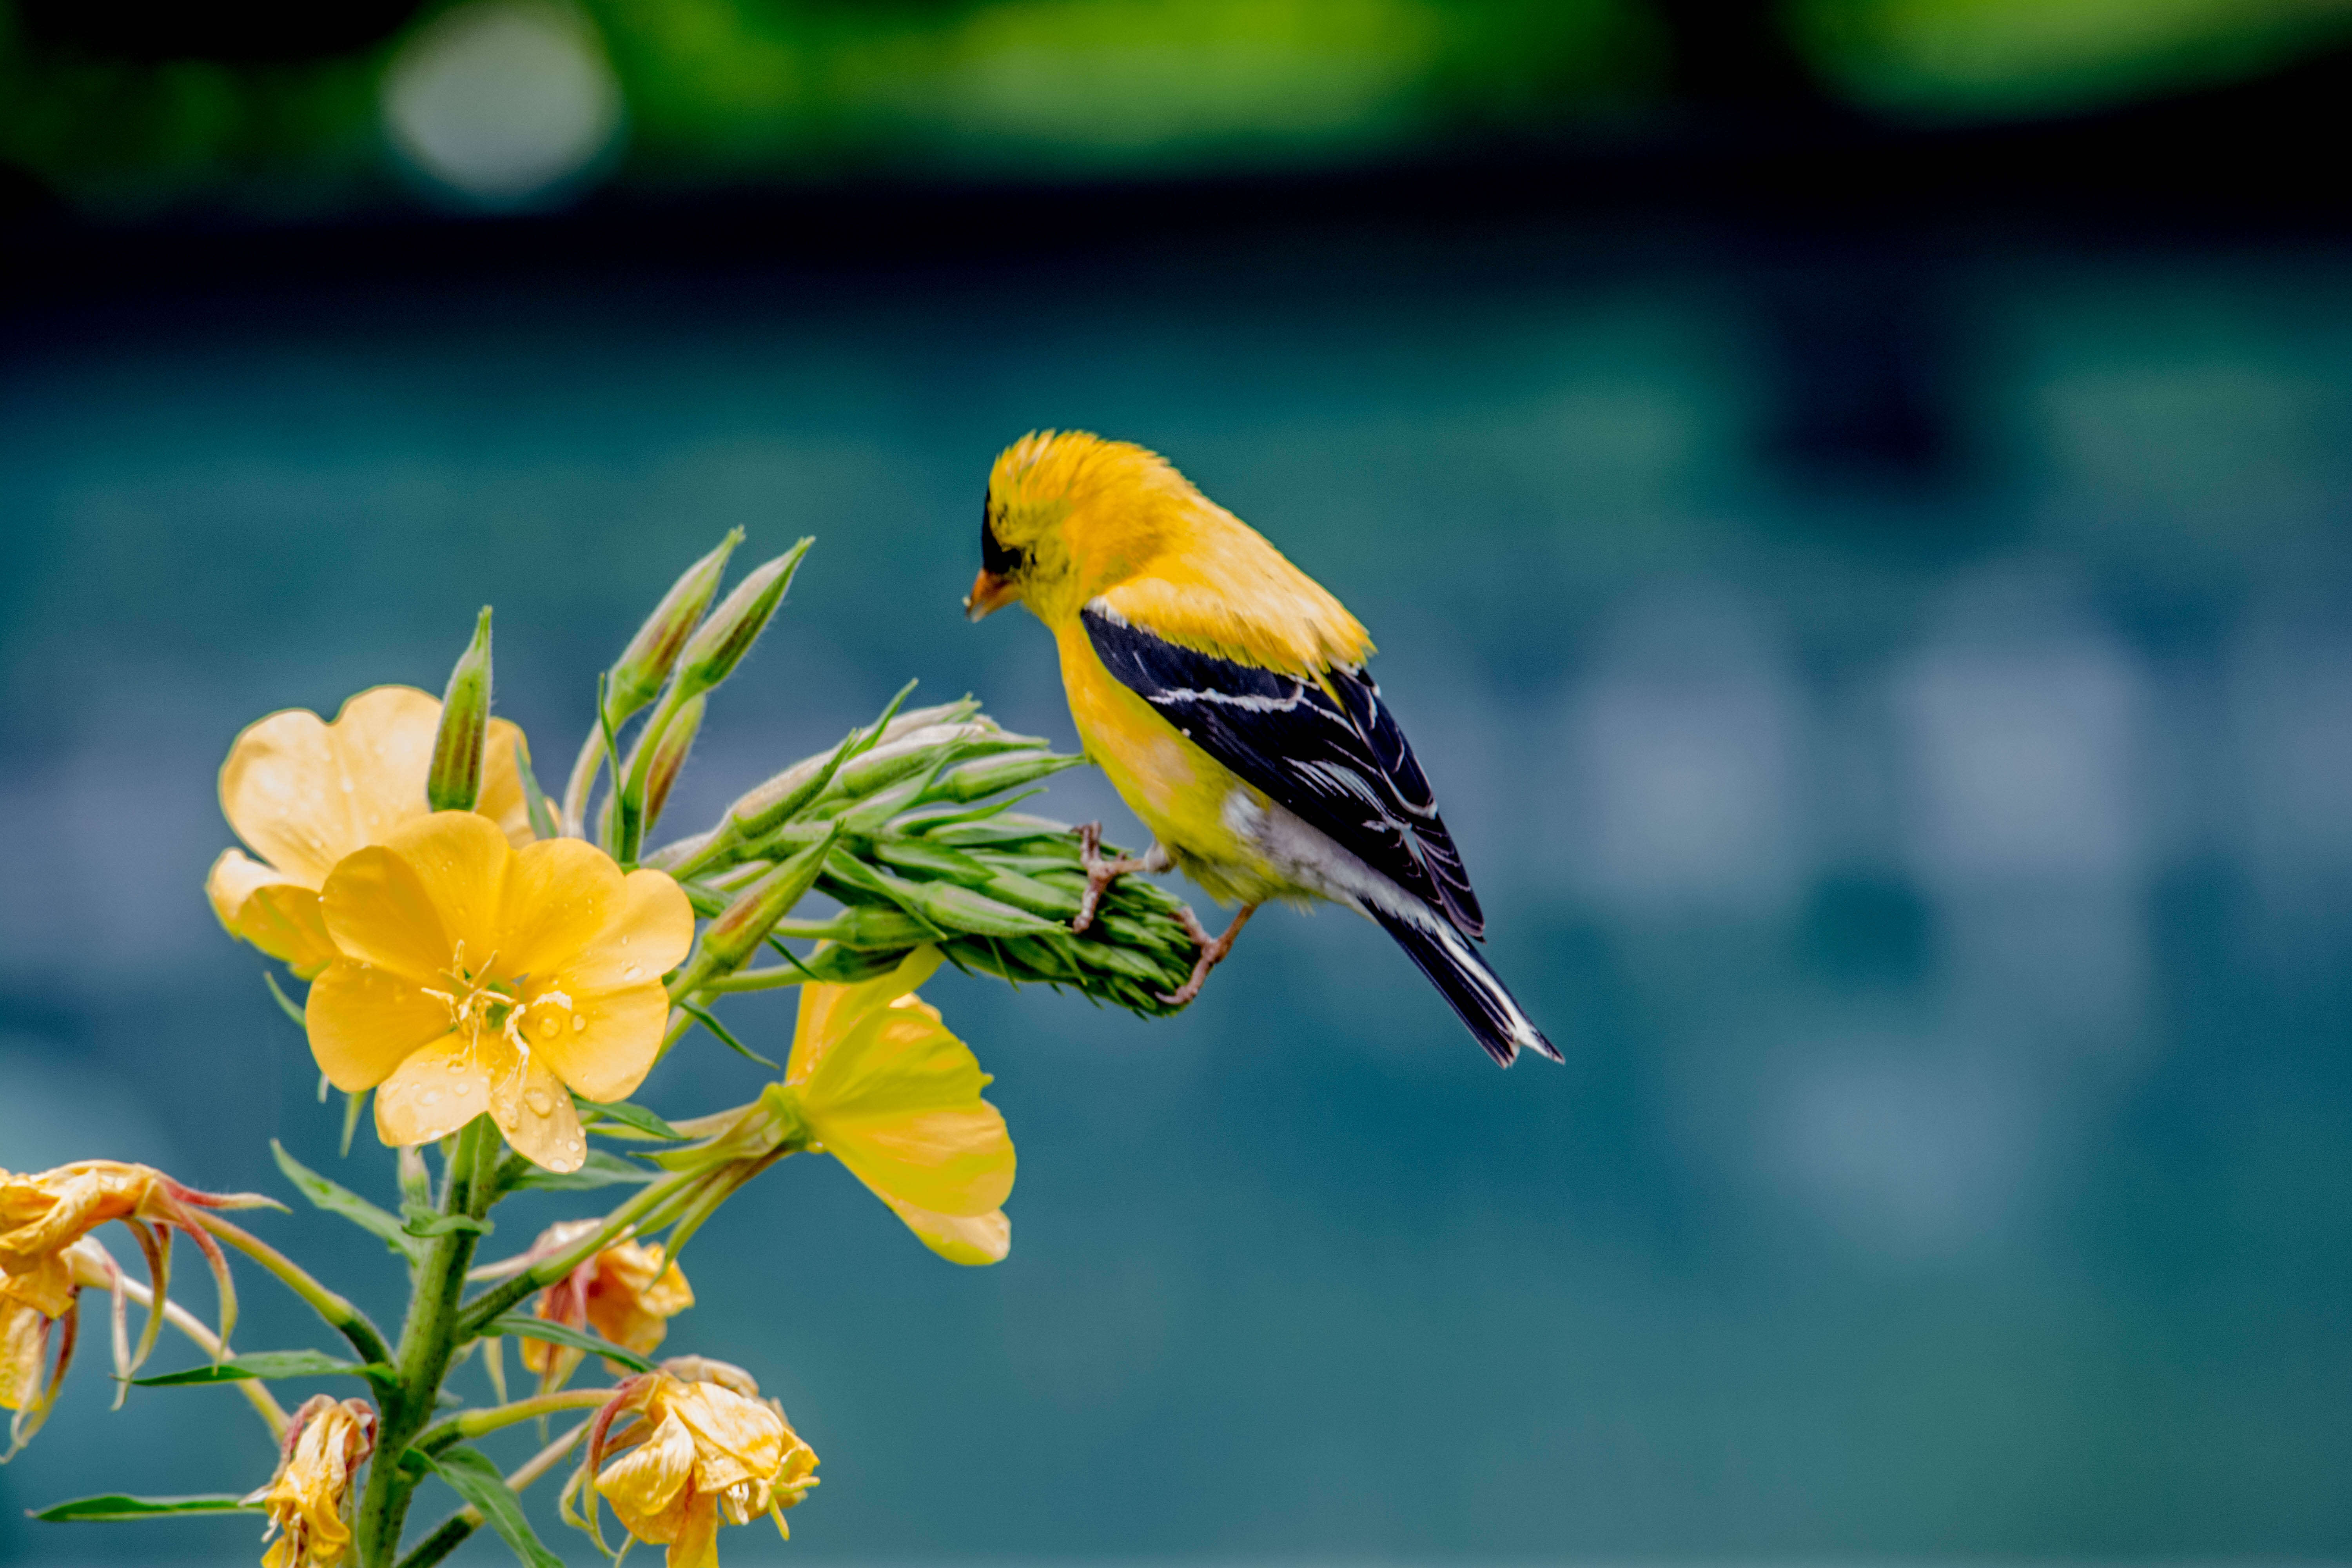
left=981, top=497, right=1026, bottom=577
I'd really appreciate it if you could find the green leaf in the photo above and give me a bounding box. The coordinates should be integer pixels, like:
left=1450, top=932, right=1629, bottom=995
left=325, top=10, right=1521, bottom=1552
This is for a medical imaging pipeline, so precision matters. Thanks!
left=32, top=1492, right=263, bottom=1522
left=263, top=970, right=307, bottom=1029
left=401, top=1203, right=492, bottom=1240
left=676, top=1000, right=780, bottom=1070
left=272, top=1140, right=424, bottom=1265
left=486, top=1314, right=654, bottom=1372
left=502, top=1148, right=655, bottom=1192
left=572, top=1094, right=688, bottom=1142
left=131, top=1349, right=387, bottom=1386
left=339, top=1089, right=365, bottom=1158
left=417, top=1448, right=564, bottom=1568
left=515, top=739, right=559, bottom=841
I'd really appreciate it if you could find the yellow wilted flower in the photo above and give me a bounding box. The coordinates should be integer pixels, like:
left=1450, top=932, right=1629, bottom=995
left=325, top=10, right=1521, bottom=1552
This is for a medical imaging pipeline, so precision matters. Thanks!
left=785, top=947, right=1014, bottom=1265
left=0, top=1162, right=263, bottom=1453
left=244, top=1394, right=377, bottom=1568
left=510, top=1219, right=693, bottom=1383
left=306, top=811, right=693, bottom=1172
left=207, top=686, right=536, bottom=977
left=587, top=1370, right=817, bottom=1568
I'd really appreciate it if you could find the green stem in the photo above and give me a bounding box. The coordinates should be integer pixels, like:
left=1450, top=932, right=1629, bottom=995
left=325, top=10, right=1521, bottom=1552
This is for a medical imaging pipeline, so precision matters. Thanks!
left=454, top=1168, right=701, bottom=1339
left=414, top=1388, right=609, bottom=1455
left=697, top=963, right=815, bottom=993
left=614, top=685, right=689, bottom=864
left=196, top=1214, right=392, bottom=1368
left=392, top=1417, right=591, bottom=1568
left=354, top=1118, right=499, bottom=1568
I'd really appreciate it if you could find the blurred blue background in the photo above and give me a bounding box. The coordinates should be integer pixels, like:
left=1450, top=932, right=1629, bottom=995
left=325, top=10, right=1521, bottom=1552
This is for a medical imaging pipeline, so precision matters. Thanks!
left=6, top=2, right=2352, bottom=1564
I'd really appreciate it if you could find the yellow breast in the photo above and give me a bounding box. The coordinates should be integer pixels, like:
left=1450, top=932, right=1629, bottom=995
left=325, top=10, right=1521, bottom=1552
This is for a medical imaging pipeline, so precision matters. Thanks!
left=1053, top=621, right=1283, bottom=904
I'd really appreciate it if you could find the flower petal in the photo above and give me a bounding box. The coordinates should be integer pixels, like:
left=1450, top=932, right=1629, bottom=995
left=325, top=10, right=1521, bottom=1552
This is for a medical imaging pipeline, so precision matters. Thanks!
left=327, top=686, right=444, bottom=855
left=786, top=947, right=942, bottom=1086
left=307, top=964, right=454, bottom=1093
left=877, top=1196, right=1010, bottom=1265
left=321, top=814, right=509, bottom=981
left=220, top=706, right=374, bottom=887
left=479, top=718, right=537, bottom=846
left=802, top=1002, right=1014, bottom=1217
left=532, top=981, right=668, bottom=1105
left=490, top=1051, right=588, bottom=1173
left=597, top=1409, right=698, bottom=1534
left=372, top=1035, right=495, bottom=1146
left=496, top=838, right=624, bottom=981
left=209, top=850, right=339, bottom=975
left=565, top=870, right=696, bottom=998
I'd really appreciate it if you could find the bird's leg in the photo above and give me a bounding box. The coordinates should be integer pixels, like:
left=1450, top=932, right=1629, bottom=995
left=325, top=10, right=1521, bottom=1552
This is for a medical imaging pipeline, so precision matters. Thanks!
left=1073, top=822, right=1171, bottom=934
left=1157, top=903, right=1258, bottom=1007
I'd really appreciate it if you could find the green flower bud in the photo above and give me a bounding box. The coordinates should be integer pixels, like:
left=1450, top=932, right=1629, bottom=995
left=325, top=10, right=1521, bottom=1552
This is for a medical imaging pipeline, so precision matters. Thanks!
left=607, top=530, right=741, bottom=722
left=426, top=606, right=493, bottom=813
left=695, top=829, right=836, bottom=978
left=673, top=539, right=811, bottom=699
left=929, top=750, right=1085, bottom=804
left=640, top=694, right=705, bottom=833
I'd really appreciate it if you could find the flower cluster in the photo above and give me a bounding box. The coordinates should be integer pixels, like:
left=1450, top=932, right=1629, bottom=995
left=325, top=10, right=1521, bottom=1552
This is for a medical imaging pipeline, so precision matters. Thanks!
left=18, top=534, right=1205, bottom=1568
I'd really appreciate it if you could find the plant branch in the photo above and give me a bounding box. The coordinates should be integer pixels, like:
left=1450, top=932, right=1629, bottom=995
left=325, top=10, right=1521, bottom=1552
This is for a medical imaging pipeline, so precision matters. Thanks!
left=110, top=1272, right=289, bottom=1440
left=414, top=1389, right=609, bottom=1456
left=354, top=1117, right=499, bottom=1568
left=456, top=1169, right=700, bottom=1338
left=196, top=1213, right=392, bottom=1368
left=390, top=1419, right=591, bottom=1568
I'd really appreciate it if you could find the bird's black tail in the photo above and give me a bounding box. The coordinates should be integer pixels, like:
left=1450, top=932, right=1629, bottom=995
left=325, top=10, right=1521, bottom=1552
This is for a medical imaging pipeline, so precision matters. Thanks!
left=1367, top=906, right=1559, bottom=1067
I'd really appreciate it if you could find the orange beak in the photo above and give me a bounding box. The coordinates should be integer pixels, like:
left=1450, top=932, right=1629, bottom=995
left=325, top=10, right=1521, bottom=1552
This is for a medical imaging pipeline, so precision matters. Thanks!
left=964, top=568, right=1020, bottom=622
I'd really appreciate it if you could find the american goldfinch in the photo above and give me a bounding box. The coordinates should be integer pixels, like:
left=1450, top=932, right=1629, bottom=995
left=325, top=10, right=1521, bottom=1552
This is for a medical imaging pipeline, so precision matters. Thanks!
left=964, top=430, right=1557, bottom=1067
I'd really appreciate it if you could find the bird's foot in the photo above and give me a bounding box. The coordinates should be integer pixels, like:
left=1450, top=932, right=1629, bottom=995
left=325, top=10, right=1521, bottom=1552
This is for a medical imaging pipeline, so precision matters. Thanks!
left=1157, top=903, right=1258, bottom=1007
left=1072, top=822, right=1168, bottom=934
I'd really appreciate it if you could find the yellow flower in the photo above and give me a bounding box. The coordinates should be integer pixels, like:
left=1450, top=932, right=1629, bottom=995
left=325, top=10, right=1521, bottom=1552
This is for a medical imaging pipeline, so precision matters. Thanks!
left=245, top=1394, right=377, bottom=1568
left=0, top=1292, right=73, bottom=1461
left=784, top=947, right=1015, bottom=1265
left=590, top=1372, right=817, bottom=1568
left=0, top=1167, right=262, bottom=1459
left=0, top=1164, right=248, bottom=1349
left=515, top=1219, right=694, bottom=1381
left=306, top=811, right=693, bottom=1172
left=207, top=686, right=536, bottom=977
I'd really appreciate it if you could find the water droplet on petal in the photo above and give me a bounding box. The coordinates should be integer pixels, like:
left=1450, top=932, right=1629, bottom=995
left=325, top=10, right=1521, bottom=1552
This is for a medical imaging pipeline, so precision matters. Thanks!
left=564, top=1139, right=581, bottom=1154
left=523, top=1087, right=555, bottom=1116
left=537, top=1014, right=559, bottom=1038
left=573, top=1015, right=588, bottom=1032
left=445, top=1058, right=465, bottom=1073
left=619, top=935, right=630, bottom=946
left=454, top=1081, right=472, bottom=1095
left=622, top=964, right=642, bottom=981
left=419, top=1090, right=441, bottom=1107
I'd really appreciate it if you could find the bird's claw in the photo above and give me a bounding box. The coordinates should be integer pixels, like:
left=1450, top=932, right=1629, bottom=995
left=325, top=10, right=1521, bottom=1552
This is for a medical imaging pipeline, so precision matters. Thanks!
left=1155, top=903, right=1257, bottom=1008
left=1072, top=821, right=1156, bottom=934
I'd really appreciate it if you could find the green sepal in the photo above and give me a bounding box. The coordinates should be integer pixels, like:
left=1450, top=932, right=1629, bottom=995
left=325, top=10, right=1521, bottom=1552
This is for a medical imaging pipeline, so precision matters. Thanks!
left=485, top=1314, right=654, bottom=1372
left=130, top=1349, right=391, bottom=1387
left=416, top=1448, right=566, bottom=1568
left=793, top=942, right=914, bottom=983
left=676, top=1000, right=780, bottom=1069
left=571, top=1094, right=688, bottom=1142
left=31, top=1493, right=264, bottom=1522
left=272, top=1140, right=425, bottom=1265
left=515, top=739, right=559, bottom=840
left=263, top=971, right=307, bottom=1029
left=401, top=1202, right=492, bottom=1240
left=339, top=1090, right=365, bottom=1158
left=501, top=1149, right=657, bottom=1192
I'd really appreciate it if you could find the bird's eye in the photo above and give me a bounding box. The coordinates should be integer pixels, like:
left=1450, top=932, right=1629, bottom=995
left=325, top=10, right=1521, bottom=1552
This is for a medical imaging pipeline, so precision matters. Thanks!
left=981, top=499, right=1027, bottom=578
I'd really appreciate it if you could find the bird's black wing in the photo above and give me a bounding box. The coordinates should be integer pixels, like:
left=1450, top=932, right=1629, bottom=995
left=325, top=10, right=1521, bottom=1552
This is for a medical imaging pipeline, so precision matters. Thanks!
left=1083, top=604, right=1485, bottom=938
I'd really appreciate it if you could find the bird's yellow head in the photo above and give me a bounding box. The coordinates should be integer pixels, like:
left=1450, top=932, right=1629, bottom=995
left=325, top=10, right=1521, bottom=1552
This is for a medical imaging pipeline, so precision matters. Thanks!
left=965, top=430, right=1196, bottom=626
